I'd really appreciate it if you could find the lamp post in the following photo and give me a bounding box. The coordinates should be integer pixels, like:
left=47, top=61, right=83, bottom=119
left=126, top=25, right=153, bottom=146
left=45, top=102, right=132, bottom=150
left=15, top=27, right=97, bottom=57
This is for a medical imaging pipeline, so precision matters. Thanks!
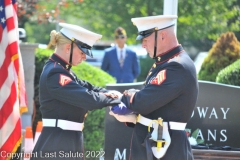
left=163, top=0, right=178, bottom=34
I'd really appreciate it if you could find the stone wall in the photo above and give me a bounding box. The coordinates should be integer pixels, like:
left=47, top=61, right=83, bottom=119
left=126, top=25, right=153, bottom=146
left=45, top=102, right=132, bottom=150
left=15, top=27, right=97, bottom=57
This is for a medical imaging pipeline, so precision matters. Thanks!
left=20, top=43, right=38, bottom=129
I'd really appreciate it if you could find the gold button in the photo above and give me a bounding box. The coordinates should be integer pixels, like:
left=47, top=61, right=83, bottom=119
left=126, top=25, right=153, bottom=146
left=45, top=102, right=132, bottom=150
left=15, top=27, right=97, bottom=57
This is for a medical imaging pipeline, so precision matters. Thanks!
left=153, top=64, right=156, bottom=68
left=158, top=57, right=161, bottom=61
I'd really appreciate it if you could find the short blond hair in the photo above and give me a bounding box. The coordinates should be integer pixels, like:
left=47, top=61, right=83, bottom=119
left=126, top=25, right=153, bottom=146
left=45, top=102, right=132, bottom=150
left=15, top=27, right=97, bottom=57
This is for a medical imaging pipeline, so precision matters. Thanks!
left=48, top=30, right=71, bottom=48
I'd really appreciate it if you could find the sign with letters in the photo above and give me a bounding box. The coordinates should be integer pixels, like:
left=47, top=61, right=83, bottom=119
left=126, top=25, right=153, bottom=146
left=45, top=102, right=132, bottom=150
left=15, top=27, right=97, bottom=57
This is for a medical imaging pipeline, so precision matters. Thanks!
left=186, top=81, right=240, bottom=148
left=104, top=81, right=240, bottom=160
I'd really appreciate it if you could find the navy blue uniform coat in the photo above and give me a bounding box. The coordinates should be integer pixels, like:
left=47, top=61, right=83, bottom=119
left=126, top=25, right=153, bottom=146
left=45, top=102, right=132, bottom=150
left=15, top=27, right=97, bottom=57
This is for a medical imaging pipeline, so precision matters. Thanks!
left=31, top=54, right=121, bottom=160
left=122, top=45, right=199, bottom=160
left=101, top=46, right=140, bottom=83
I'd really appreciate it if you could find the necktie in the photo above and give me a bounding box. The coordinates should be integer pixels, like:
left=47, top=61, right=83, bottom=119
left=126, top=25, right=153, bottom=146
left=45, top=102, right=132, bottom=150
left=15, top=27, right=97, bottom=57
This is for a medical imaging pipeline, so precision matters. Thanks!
left=119, top=49, right=124, bottom=67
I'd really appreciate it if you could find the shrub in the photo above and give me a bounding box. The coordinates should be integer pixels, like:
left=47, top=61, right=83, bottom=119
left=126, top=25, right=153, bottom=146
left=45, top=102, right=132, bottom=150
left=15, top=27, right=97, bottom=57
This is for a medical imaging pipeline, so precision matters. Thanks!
left=198, top=32, right=240, bottom=82
left=216, top=59, right=240, bottom=86
left=33, top=48, right=116, bottom=154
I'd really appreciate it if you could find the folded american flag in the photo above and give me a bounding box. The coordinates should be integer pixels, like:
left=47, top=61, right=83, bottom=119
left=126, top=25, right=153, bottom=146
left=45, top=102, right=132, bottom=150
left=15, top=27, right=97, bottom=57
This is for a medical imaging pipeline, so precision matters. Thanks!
left=111, top=102, right=135, bottom=115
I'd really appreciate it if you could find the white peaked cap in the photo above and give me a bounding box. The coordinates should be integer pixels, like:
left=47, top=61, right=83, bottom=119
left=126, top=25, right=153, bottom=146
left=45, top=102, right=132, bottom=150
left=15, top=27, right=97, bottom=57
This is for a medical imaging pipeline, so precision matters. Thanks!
left=131, top=15, right=177, bottom=32
left=59, top=23, right=102, bottom=47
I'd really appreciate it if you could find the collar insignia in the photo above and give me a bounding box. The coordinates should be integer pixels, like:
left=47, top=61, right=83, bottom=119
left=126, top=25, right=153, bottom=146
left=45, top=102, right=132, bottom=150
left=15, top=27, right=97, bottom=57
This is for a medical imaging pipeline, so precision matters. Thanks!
left=155, top=45, right=184, bottom=64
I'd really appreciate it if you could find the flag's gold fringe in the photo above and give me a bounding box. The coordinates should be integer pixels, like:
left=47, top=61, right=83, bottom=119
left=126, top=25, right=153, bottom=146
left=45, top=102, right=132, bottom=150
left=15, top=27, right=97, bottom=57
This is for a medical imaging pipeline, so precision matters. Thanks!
left=20, top=106, right=28, bottom=115
left=11, top=54, right=19, bottom=61
left=12, top=52, right=29, bottom=114
left=6, top=136, right=22, bottom=160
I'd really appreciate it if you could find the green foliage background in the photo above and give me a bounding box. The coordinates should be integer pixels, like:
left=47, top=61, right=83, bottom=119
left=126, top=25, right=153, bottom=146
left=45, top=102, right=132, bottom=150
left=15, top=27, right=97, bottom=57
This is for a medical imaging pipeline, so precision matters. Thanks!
left=33, top=48, right=116, bottom=156
left=198, top=32, right=240, bottom=82
left=177, top=0, right=240, bottom=51
left=216, top=59, right=240, bottom=86
left=23, top=0, right=240, bottom=53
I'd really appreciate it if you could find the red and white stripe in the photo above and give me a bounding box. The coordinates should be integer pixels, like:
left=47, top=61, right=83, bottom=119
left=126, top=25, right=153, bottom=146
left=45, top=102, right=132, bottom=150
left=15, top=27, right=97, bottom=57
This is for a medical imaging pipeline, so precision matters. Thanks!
left=0, top=0, right=28, bottom=159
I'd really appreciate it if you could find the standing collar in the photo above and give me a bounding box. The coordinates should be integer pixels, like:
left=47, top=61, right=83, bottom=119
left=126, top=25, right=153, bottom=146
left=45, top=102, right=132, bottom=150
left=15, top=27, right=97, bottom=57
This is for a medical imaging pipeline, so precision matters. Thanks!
left=155, top=45, right=184, bottom=64
left=50, top=53, right=72, bottom=70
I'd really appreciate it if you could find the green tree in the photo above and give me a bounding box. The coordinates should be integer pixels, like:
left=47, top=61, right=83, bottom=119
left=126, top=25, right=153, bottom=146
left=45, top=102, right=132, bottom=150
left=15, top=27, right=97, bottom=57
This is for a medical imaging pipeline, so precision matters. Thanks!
left=25, top=0, right=240, bottom=50
left=178, top=0, right=240, bottom=51
left=24, top=21, right=56, bottom=44
left=17, top=0, right=38, bottom=28
left=198, top=32, right=240, bottom=82
left=33, top=0, right=163, bottom=44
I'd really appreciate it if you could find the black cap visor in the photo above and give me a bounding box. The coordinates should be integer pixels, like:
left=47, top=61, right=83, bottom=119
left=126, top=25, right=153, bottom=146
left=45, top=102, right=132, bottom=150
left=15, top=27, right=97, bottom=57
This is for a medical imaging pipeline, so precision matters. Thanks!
left=136, top=28, right=156, bottom=40
left=75, top=43, right=93, bottom=58
left=136, top=33, right=152, bottom=40
left=136, top=24, right=175, bottom=40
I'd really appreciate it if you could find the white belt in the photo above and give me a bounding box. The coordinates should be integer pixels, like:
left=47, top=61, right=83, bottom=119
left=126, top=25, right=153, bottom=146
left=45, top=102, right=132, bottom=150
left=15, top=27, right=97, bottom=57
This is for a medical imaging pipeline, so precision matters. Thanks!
left=136, top=114, right=186, bottom=130
left=42, top=119, right=84, bottom=131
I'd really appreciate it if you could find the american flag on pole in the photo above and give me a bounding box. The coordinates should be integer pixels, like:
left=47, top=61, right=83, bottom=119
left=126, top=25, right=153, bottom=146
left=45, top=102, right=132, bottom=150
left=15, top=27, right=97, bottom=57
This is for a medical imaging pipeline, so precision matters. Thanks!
left=0, top=0, right=28, bottom=159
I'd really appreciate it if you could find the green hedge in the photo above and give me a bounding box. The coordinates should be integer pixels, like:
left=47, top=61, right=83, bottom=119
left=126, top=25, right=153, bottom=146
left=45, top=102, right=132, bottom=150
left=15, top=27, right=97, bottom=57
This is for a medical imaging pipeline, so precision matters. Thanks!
left=198, top=32, right=240, bottom=82
left=216, top=59, right=240, bottom=86
left=33, top=48, right=116, bottom=156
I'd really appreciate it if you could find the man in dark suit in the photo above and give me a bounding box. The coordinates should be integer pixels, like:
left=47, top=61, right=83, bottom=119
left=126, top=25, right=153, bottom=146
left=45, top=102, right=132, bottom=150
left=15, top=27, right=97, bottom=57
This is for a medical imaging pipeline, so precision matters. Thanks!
left=101, top=27, right=140, bottom=83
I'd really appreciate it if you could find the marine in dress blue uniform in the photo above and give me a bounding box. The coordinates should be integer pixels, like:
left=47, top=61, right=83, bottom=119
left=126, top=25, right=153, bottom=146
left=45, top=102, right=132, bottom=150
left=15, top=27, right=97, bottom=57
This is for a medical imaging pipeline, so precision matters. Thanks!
left=110, top=15, right=199, bottom=160
left=31, top=23, right=121, bottom=160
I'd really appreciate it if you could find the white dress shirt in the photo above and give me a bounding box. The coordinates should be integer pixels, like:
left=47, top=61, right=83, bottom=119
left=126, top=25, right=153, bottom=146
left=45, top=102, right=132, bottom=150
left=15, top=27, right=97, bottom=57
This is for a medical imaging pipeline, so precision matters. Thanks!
left=116, top=44, right=127, bottom=61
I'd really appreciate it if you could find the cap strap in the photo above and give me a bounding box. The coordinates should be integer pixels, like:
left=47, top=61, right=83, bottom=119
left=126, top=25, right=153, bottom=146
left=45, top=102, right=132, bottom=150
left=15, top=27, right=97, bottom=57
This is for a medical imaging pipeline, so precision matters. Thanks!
left=69, top=41, right=73, bottom=64
left=153, top=30, right=158, bottom=58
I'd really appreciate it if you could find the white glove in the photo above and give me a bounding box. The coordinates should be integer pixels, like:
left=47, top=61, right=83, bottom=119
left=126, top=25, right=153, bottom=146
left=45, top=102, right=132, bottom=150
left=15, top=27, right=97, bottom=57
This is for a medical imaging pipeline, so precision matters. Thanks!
left=109, top=111, right=137, bottom=124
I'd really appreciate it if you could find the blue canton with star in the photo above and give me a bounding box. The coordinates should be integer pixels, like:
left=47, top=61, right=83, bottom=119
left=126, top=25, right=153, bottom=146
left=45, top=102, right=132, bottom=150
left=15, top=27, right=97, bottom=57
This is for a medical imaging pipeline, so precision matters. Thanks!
left=0, top=0, right=6, bottom=29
